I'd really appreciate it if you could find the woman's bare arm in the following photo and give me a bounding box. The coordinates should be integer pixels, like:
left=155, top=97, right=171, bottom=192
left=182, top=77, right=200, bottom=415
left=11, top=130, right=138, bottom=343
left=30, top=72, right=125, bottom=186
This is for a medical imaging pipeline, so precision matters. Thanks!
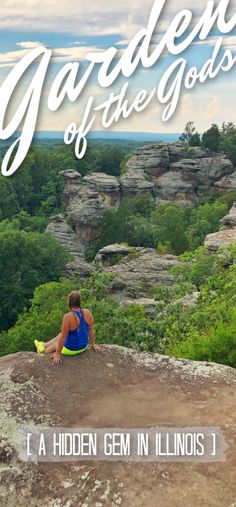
left=85, top=310, right=102, bottom=352
left=53, top=315, right=70, bottom=364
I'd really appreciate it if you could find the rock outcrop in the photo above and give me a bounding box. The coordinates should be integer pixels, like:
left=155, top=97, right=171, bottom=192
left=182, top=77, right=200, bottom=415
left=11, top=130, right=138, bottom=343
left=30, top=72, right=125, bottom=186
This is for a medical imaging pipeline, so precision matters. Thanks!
left=1, top=348, right=236, bottom=507
left=46, top=214, right=94, bottom=277
left=58, top=145, right=233, bottom=216
left=119, top=297, right=159, bottom=314
left=119, top=292, right=200, bottom=314
left=205, top=203, right=236, bottom=253
left=214, top=170, right=236, bottom=191
left=95, top=245, right=179, bottom=299
left=120, top=168, right=154, bottom=196
left=45, top=144, right=236, bottom=274
left=94, top=243, right=134, bottom=266
left=126, top=144, right=233, bottom=205
left=60, top=170, right=120, bottom=243
left=154, top=169, right=198, bottom=206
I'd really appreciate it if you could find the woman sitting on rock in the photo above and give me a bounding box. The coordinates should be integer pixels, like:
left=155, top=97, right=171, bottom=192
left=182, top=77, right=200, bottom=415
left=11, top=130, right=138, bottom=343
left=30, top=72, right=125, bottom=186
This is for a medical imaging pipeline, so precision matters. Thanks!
left=34, top=291, right=102, bottom=364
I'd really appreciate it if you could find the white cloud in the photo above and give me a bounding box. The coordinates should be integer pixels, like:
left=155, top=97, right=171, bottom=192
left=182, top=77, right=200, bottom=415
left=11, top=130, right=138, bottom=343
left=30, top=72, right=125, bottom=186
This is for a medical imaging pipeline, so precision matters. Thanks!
left=193, top=35, right=236, bottom=50
left=69, top=41, right=87, bottom=46
left=0, top=0, right=221, bottom=39
left=0, top=44, right=104, bottom=68
left=0, top=48, right=29, bottom=67
left=0, top=0, right=235, bottom=132
left=164, top=86, right=236, bottom=133
left=52, top=46, right=104, bottom=62
left=16, top=41, right=43, bottom=49
left=204, top=95, right=221, bottom=120
left=116, top=39, right=129, bottom=47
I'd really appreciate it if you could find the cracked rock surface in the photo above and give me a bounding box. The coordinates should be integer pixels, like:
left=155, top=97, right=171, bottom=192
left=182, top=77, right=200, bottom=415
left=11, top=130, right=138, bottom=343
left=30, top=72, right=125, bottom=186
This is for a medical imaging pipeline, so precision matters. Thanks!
left=0, top=346, right=236, bottom=507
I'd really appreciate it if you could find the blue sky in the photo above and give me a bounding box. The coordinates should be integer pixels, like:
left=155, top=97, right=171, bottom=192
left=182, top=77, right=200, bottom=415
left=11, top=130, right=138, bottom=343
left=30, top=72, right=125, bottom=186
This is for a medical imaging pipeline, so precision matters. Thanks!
left=0, top=0, right=235, bottom=133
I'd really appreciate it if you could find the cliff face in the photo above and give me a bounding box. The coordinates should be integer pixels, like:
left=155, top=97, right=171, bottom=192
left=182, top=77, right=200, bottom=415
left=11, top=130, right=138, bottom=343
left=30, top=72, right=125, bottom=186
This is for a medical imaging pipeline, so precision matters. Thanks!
left=1, top=347, right=236, bottom=507
left=46, top=213, right=95, bottom=277
left=59, top=170, right=120, bottom=243
left=124, top=144, right=234, bottom=206
left=56, top=144, right=235, bottom=245
left=59, top=146, right=234, bottom=227
left=45, top=143, right=236, bottom=279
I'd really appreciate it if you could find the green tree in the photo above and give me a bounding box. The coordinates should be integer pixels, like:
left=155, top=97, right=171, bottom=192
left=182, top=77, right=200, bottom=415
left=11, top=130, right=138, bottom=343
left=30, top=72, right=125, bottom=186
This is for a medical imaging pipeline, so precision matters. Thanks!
left=202, top=124, right=221, bottom=152
left=171, top=247, right=217, bottom=290
left=179, top=121, right=201, bottom=146
left=96, top=195, right=156, bottom=251
left=11, top=155, right=35, bottom=213
left=0, top=273, right=158, bottom=356
left=220, top=122, right=236, bottom=165
left=186, top=202, right=227, bottom=250
left=151, top=204, right=189, bottom=254
left=0, top=230, right=70, bottom=330
left=95, top=146, right=126, bottom=176
left=0, top=211, right=47, bottom=234
left=93, top=199, right=231, bottom=258
left=0, top=176, right=19, bottom=220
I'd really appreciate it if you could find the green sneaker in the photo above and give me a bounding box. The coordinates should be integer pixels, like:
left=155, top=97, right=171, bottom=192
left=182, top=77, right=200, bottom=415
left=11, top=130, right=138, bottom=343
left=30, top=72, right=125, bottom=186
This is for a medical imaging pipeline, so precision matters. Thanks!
left=34, top=340, right=45, bottom=354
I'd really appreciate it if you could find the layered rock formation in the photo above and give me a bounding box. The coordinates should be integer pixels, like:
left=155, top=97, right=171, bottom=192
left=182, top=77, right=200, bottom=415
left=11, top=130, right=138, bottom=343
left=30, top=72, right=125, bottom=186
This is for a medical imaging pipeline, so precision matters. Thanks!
left=46, top=214, right=94, bottom=277
left=53, top=144, right=234, bottom=252
left=45, top=144, right=236, bottom=276
left=60, top=169, right=120, bottom=243
left=125, top=144, right=233, bottom=205
left=214, top=170, right=236, bottom=192
left=205, top=203, right=236, bottom=253
left=1, top=348, right=236, bottom=507
left=47, top=170, right=121, bottom=276
left=95, top=244, right=179, bottom=299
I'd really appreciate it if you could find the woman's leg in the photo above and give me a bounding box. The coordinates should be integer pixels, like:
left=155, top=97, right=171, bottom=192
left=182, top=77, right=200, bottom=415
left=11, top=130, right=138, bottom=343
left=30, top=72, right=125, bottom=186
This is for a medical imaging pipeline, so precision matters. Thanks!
left=44, top=342, right=58, bottom=354
left=44, top=334, right=61, bottom=354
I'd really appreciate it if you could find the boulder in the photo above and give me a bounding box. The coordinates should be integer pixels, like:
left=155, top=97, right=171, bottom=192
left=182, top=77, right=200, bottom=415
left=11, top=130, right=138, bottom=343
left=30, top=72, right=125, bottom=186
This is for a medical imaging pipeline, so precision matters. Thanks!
left=0, top=348, right=236, bottom=507
left=127, top=144, right=170, bottom=177
left=168, top=145, right=208, bottom=161
left=59, top=169, right=83, bottom=207
left=221, top=203, right=236, bottom=228
left=83, top=172, right=120, bottom=198
left=170, top=158, right=200, bottom=172
left=120, top=169, right=154, bottom=196
left=205, top=203, right=236, bottom=253
left=190, top=157, right=233, bottom=186
left=46, top=213, right=83, bottom=259
left=205, top=229, right=236, bottom=253
left=154, top=171, right=198, bottom=206
left=59, top=169, right=82, bottom=180
left=168, top=143, right=189, bottom=161
left=214, top=171, right=236, bottom=191
left=174, top=291, right=200, bottom=308
left=119, top=293, right=200, bottom=313
left=118, top=297, right=159, bottom=317
left=98, top=247, right=179, bottom=298
left=127, top=144, right=207, bottom=177
left=170, top=157, right=233, bottom=185
left=95, top=243, right=135, bottom=267
left=119, top=297, right=158, bottom=309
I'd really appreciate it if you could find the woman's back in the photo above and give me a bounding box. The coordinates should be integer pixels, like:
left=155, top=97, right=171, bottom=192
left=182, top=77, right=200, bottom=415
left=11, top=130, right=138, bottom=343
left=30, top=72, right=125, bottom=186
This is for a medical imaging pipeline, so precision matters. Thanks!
left=64, top=309, right=90, bottom=351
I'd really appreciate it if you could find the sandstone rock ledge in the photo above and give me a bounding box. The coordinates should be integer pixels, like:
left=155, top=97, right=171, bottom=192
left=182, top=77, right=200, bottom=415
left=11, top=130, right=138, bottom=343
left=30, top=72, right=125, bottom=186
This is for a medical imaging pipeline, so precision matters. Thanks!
left=205, top=203, right=236, bottom=253
left=0, top=346, right=236, bottom=507
left=96, top=246, right=179, bottom=298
